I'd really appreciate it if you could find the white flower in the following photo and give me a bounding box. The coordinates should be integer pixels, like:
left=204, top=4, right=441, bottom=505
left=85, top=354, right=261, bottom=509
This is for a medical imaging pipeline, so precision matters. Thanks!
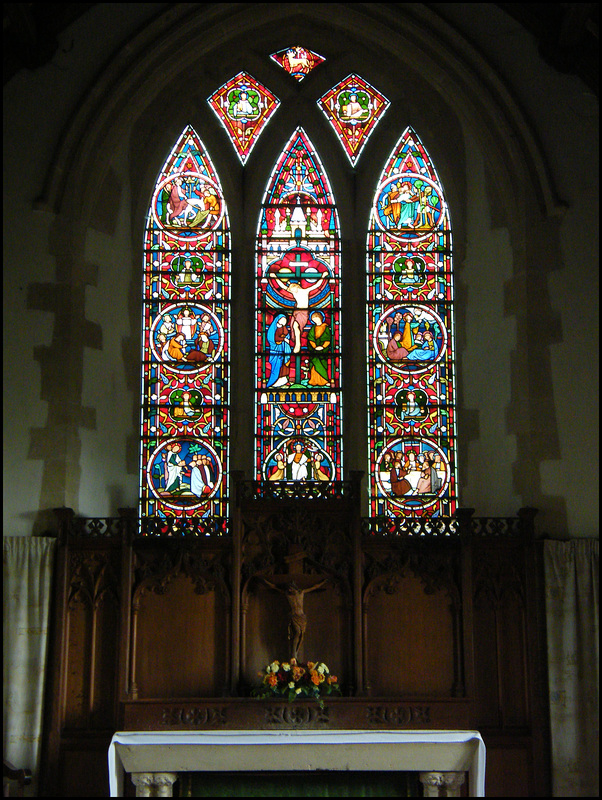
left=288, top=681, right=295, bottom=689
left=295, top=687, right=303, bottom=694
left=282, top=663, right=290, bottom=671
left=270, top=661, right=280, bottom=672
left=317, top=664, right=326, bottom=675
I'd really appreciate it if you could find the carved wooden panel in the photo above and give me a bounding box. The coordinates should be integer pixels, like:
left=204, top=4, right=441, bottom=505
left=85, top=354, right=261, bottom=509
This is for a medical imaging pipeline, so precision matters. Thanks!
left=121, top=697, right=471, bottom=731
left=364, top=571, right=455, bottom=696
left=363, top=542, right=461, bottom=697
left=64, top=549, right=120, bottom=729
left=135, top=573, right=228, bottom=697
left=240, top=508, right=353, bottom=585
left=57, top=737, right=112, bottom=797
left=242, top=582, right=286, bottom=683
left=132, top=545, right=230, bottom=698
left=41, top=506, right=550, bottom=797
left=472, top=541, right=528, bottom=728
left=484, top=741, right=531, bottom=797
left=472, top=601, right=500, bottom=727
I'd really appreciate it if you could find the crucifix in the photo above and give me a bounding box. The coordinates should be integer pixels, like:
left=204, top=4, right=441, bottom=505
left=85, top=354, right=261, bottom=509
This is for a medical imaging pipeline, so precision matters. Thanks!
left=258, top=543, right=329, bottom=661
left=269, top=247, right=330, bottom=391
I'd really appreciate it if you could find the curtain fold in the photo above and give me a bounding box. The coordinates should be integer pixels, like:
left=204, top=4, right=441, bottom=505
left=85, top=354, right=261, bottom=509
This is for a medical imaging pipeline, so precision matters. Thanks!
left=3, top=536, right=56, bottom=797
left=544, top=538, right=599, bottom=797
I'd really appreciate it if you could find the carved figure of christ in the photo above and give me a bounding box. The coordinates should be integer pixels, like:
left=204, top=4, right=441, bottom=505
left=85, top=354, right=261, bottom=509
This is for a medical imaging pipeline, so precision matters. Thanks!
left=259, top=574, right=330, bottom=661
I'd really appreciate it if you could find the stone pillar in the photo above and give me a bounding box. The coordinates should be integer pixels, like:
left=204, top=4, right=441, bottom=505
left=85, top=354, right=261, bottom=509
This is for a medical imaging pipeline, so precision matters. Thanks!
left=153, top=773, right=179, bottom=797
left=419, top=771, right=466, bottom=797
left=131, top=773, right=154, bottom=797
left=131, top=772, right=179, bottom=797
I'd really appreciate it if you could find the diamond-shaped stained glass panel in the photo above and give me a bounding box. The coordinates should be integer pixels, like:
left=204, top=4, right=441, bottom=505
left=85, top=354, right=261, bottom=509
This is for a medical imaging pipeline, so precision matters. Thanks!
left=270, top=45, right=326, bottom=81
left=317, top=73, right=389, bottom=165
left=208, top=71, right=280, bottom=164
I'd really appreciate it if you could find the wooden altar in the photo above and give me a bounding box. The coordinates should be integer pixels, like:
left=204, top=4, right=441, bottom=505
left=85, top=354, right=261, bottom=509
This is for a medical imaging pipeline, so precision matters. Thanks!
left=39, top=475, right=551, bottom=796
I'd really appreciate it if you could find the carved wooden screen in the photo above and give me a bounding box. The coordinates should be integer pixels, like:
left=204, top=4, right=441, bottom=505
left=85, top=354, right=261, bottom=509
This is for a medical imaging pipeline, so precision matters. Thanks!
left=139, top=126, right=230, bottom=533
left=255, top=128, right=343, bottom=484
left=366, top=127, right=457, bottom=519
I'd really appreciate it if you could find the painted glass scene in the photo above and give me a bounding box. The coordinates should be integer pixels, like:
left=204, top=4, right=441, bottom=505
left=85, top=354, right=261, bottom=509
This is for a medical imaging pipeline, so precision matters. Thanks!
left=317, top=73, right=389, bottom=165
left=366, top=128, right=457, bottom=517
left=140, top=126, right=230, bottom=526
left=269, top=45, right=326, bottom=81
left=208, top=71, right=280, bottom=164
left=255, top=128, right=343, bottom=484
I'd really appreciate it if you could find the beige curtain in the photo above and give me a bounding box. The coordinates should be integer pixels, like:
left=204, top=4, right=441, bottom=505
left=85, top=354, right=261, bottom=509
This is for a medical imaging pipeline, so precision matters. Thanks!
left=544, top=538, right=599, bottom=797
left=3, top=536, right=56, bottom=797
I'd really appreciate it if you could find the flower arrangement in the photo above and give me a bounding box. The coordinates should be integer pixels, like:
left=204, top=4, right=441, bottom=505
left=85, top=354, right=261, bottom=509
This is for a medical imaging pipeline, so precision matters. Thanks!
left=251, top=658, right=341, bottom=708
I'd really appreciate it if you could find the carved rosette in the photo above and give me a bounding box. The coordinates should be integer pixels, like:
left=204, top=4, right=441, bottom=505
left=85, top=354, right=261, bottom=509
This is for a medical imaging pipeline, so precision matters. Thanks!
left=366, top=705, right=431, bottom=726
left=160, top=706, right=228, bottom=727
left=264, top=704, right=329, bottom=726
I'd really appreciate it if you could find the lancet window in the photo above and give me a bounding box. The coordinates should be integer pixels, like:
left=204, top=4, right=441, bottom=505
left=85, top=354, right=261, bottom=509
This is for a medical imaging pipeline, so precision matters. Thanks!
left=255, top=128, right=343, bottom=485
left=366, top=127, right=457, bottom=519
left=139, top=126, right=231, bottom=532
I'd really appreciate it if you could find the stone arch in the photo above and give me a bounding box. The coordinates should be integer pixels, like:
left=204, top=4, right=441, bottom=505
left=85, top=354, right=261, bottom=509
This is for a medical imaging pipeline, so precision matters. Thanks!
left=38, top=3, right=560, bottom=220
left=27, top=3, right=564, bottom=526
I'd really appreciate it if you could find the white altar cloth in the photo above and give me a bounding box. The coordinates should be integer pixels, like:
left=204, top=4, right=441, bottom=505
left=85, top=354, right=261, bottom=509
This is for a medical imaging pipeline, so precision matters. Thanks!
left=109, top=729, right=485, bottom=796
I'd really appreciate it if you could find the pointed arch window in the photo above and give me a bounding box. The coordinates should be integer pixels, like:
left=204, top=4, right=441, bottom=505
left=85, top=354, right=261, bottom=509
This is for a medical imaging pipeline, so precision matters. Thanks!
left=139, top=126, right=231, bottom=533
left=366, top=128, right=457, bottom=520
left=138, top=58, right=459, bottom=529
left=255, top=128, right=343, bottom=486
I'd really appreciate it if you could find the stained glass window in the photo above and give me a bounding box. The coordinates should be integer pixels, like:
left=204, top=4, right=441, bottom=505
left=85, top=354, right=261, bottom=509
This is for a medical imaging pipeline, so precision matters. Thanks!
left=208, top=71, right=280, bottom=165
left=318, top=74, right=389, bottom=166
left=366, top=127, right=457, bottom=518
left=255, top=128, right=343, bottom=485
left=270, top=46, right=326, bottom=81
left=140, top=126, right=230, bottom=532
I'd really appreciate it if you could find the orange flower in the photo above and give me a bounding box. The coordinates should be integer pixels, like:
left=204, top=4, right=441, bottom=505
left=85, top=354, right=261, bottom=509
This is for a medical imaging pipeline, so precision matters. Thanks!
left=327, top=675, right=338, bottom=684
left=267, top=673, right=278, bottom=687
left=307, top=661, right=315, bottom=669
left=310, top=670, right=321, bottom=685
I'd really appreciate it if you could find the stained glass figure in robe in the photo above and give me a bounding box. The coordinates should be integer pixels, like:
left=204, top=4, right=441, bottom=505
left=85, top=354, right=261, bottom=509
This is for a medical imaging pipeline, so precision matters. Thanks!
left=317, top=74, right=389, bottom=166
left=366, top=127, right=457, bottom=518
left=208, top=71, right=280, bottom=164
left=140, top=126, right=230, bottom=525
left=255, top=128, right=343, bottom=483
